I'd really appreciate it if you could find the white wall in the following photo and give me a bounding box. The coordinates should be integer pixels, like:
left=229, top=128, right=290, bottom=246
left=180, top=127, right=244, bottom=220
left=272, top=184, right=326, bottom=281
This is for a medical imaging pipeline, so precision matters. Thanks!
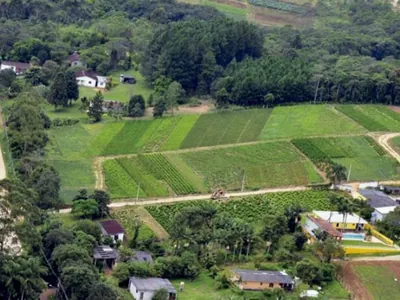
left=97, top=81, right=106, bottom=88
left=371, top=210, right=383, bottom=223
left=76, top=76, right=96, bottom=88
left=129, top=281, right=154, bottom=300
left=0, top=64, right=16, bottom=73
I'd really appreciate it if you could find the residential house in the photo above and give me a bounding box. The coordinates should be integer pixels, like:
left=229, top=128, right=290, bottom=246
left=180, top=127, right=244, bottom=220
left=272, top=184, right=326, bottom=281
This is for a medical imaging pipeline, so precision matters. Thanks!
left=232, top=269, right=294, bottom=291
left=359, top=189, right=398, bottom=223
left=93, top=245, right=118, bottom=270
left=68, top=51, right=85, bottom=67
left=313, top=211, right=368, bottom=230
left=303, top=215, right=343, bottom=242
left=130, top=251, right=154, bottom=264
left=75, top=70, right=108, bottom=88
left=99, top=219, right=125, bottom=242
left=129, top=277, right=177, bottom=300
left=0, top=61, right=30, bottom=75
left=120, top=74, right=136, bottom=84
left=371, top=206, right=398, bottom=223
left=382, top=185, right=400, bottom=196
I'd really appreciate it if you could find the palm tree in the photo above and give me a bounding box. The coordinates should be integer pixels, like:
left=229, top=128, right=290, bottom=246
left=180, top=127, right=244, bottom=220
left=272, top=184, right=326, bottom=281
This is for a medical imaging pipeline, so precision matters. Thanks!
left=326, top=163, right=347, bottom=186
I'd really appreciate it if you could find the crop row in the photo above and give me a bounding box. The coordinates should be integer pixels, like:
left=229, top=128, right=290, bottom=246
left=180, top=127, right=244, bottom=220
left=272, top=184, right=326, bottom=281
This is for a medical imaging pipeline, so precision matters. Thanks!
left=335, top=106, right=388, bottom=131
left=146, top=190, right=334, bottom=232
left=364, top=136, right=386, bottom=156
left=140, top=154, right=196, bottom=195
left=248, top=0, right=308, bottom=14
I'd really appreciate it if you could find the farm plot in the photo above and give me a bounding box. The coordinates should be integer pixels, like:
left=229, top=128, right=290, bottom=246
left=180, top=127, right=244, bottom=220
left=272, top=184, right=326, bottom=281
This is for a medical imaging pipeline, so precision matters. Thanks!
left=146, top=190, right=335, bottom=232
left=336, top=105, right=400, bottom=132
left=112, top=208, right=156, bottom=240
left=293, top=136, right=400, bottom=181
left=340, top=261, right=400, bottom=300
left=180, top=109, right=271, bottom=149
left=390, top=136, right=400, bottom=155
left=176, top=142, right=323, bottom=191
left=260, top=105, right=366, bottom=140
left=249, top=0, right=308, bottom=15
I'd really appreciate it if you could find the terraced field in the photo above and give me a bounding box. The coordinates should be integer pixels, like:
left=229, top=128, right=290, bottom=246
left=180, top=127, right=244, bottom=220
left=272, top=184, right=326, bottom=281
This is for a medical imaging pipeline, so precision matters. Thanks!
left=103, top=142, right=323, bottom=198
left=293, top=136, right=400, bottom=181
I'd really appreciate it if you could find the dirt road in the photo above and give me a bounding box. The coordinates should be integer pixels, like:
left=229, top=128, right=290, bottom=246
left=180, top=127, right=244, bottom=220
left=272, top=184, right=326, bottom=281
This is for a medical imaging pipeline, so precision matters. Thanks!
left=376, top=133, right=400, bottom=163
left=351, top=254, right=400, bottom=261
left=59, top=185, right=309, bottom=213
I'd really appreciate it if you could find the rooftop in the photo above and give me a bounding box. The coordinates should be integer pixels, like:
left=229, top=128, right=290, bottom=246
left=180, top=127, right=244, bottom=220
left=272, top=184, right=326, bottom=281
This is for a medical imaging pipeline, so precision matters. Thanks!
left=129, top=277, right=176, bottom=293
left=93, top=245, right=118, bottom=260
left=69, top=51, right=80, bottom=63
left=131, top=250, right=154, bottom=264
left=313, top=211, right=368, bottom=224
left=99, top=219, right=125, bottom=235
left=75, top=70, right=98, bottom=80
left=359, top=189, right=397, bottom=208
left=234, top=269, right=293, bottom=284
left=1, top=61, right=30, bottom=69
left=306, top=215, right=343, bottom=238
left=375, top=206, right=398, bottom=215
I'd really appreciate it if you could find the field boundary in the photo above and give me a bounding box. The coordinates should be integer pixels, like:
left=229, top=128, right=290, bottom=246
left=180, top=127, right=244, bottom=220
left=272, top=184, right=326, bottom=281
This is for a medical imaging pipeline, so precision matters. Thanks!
left=134, top=206, right=170, bottom=240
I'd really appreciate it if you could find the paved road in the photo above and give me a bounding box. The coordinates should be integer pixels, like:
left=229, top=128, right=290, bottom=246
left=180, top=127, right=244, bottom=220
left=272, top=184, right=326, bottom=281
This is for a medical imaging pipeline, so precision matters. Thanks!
left=59, top=185, right=309, bottom=213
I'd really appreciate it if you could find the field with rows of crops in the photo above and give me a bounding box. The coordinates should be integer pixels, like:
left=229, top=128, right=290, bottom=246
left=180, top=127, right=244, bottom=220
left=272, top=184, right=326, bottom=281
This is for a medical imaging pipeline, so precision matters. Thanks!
left=391, top=136, right=400, bottom=155
left=103, top=142, right=323, bottom=198
left=293, top=136, right=400, bottom=181
left=146, top=190, right=335, bottom=232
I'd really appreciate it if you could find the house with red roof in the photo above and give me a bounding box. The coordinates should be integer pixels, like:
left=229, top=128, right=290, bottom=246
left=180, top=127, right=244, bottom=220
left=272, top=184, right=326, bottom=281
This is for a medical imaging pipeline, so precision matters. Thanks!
left=303, top=215, right=343, bottom=242
left=0, top=61, right=30, bottom=75
left=68, top=51, right=85, bottom=68
left=99, top=219, right=125, bottom=242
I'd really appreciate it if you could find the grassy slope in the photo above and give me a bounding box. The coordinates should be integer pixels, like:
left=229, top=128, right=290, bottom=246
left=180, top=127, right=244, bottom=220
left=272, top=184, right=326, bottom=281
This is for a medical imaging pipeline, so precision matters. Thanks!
left=390, top=136, right=400, bottom=154
left=260, top=105, right=366, bottom=139
left=353, top=265, right=400, bottom=299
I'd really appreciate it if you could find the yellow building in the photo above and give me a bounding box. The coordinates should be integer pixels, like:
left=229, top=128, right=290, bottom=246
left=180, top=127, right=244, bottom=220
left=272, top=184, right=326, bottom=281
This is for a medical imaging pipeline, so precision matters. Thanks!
left=232, top=269, right=294, bottom=291
left=313, top=210, right=368, bottom=230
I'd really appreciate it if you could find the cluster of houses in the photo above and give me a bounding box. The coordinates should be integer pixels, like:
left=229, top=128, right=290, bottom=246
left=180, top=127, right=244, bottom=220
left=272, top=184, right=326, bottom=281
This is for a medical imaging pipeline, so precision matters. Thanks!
left=1, top=51, right=136, bottom=90
left=95, top=219, right=297, bottom=300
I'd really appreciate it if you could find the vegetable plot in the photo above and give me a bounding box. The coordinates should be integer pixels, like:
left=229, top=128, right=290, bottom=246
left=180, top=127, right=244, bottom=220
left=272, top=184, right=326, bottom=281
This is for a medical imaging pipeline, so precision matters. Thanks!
left=248, top=0, right=308, bottom=15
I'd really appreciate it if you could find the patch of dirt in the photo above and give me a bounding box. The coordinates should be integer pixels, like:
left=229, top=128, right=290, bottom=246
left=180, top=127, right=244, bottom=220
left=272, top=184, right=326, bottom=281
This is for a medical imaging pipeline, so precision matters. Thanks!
left=389, top=106, right=400, bottom=114
left=145, top=102, right=213, bottom=117
left=213, top=0, right=247, bottom=9
left=248, top=6, right=314, bottom=28
left=338, top=261, right=400, bottom=300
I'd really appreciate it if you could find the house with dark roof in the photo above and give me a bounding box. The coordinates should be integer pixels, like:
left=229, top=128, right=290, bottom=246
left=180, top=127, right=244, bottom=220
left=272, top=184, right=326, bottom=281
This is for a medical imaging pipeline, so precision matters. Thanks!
left=382, top=185, right=400, bottom=195
left=99, top=220, right=125, bottom=242
left=359, top=189, right=398, bottom=223
left=68, top=51, right=85, bottom=67
left=0, top=61, right=30, bottom=75
left=131, top=251, right=154, bottom=264
left=75, top=70, right=108, bottom=88
left=303, top=215, right=343, bottom=242
left=120, top=74, right=136, bottom=84
left=93, top=245, right=118, bottom=270
left=129, top=277, right=177, bottom=300
left=232, top=269, right=294, bottom=291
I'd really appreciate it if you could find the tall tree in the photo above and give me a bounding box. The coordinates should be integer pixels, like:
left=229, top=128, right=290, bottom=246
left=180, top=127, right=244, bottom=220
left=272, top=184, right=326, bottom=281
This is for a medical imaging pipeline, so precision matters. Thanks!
left=88, top=91, right=104, bottom=122
left=49, top=72, right=68, bottom=110
left=165, top=81, right=184, bottom=115
left=127, top=95, right=146, bottom=117
left=65, top=69, right=79, bottom=106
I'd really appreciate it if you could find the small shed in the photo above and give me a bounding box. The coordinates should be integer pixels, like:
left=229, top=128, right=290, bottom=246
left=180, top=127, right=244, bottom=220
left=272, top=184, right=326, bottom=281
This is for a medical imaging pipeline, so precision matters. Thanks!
left=129, top=277, right=177, bottom=300
left=131, top=251, right=154, bottom=264
left=232, top=269, right=294, bottom=291
left=93, top=245, right=118, bottom=269
left=99, top=219, right=125, bottom=242
left=120, top=74, right=136, bottom=84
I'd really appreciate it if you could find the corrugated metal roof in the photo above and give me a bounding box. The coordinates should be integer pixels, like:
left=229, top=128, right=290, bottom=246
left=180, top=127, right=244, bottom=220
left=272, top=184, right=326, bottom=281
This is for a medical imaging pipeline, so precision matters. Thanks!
left=234, top=270, right=293, bottom=284
left=359, top=189, right=397, bottom=208
left=129, top=277, right=176, bottom=293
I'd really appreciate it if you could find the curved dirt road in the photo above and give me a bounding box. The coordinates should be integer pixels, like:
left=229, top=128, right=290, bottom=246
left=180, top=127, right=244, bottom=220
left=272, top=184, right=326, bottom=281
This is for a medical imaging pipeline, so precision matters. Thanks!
left=376, top=133, right=400, bottom=163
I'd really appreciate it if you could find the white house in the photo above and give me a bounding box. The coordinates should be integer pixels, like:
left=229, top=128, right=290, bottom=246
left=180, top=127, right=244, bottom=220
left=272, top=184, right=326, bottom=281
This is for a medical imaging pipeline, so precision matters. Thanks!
left=371, top=206, right=398, bottom=223
left=129, top=277, right=177, bottom=300
left=75, top=70, right=108, bottom=88
left=0, top=61, right=30, bottom=75
left=99, top=219, right=125, bottom=242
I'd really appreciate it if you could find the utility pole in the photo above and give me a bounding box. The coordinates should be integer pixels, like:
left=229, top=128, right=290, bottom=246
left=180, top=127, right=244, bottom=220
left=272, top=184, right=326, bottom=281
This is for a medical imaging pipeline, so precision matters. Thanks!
left=136, top=182, right=140, bottom=205
left=241, top=171, right=245, bottom=192
left=347, top=164, right=352, bottom=182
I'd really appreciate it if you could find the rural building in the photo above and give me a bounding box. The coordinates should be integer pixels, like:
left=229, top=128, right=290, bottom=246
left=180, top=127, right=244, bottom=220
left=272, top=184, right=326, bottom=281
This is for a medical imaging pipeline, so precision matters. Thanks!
left=371, top=206, right=398, bottom=223
left=93, top=245, right=118, bottom=270
left=381, top=185, right=400, bottom=196
left=0, top=61, right=30, bottom=75
left=303, top=215, right=343, bottom=242
left=99, top=219, right=125, bottom=242
left=120, top=74, right=136, bottom=84
left=313, top=211, right=368, bottom=230
left=128, top=277, right=177, bottom=300
left=68, top=51, right=85, bottom=67
left=130, top=250, right=154, bottom=264
left=75, top=70, right=108, bottom=88
left=232, top=269, right=294, bottom=291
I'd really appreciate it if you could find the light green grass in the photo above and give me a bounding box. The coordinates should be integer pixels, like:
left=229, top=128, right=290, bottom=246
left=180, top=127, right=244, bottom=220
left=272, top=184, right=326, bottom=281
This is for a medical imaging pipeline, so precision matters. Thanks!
left=390, top=136, right=400, bottom=155
left=357, top=105, right=400, bottom=131
left=161, top=115, right=199, bottom=151
left=341, top=240, right=394, bottom=248
left=181, top=109, right=271, bottom=148
left=260, top=105, right=366, bottom=139
left=200, top=0, right=247, bottom=20
left=353, top=265, right=400, bottom=299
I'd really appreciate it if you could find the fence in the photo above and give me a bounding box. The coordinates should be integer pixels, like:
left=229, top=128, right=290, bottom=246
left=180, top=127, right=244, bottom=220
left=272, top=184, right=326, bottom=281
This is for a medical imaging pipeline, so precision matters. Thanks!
left=364, top=224, right=394, bottom=246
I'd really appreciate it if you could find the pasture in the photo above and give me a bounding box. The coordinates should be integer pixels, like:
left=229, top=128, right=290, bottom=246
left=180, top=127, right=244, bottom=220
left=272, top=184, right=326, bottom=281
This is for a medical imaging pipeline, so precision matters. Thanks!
left=340, top=261, right=400, bottom=300
left=336, top=105, right=400, bottom=132
left=260, top=105, right=366, bottom=139
left=103, top=142, right=323, bottom=198
left=390, top=136, right=400, bottom=154
left=293, top=136, right=400, bottom=181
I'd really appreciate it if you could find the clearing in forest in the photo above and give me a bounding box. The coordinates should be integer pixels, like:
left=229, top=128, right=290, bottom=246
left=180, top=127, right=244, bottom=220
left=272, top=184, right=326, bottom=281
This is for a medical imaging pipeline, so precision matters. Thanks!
left=339, top=261, right=400, bottom=300
left=103, top=142, right=323, bottom=199
left=293, top=136, right=400, bottom=181
left=336, top=105, right=400, bottom=132
left=260, top=105, right=366, bottom=140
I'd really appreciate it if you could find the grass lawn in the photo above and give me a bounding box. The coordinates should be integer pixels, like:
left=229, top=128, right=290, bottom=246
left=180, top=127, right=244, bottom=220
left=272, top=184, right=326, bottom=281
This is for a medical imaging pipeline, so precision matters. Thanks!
left=260, top=105, right=366, bottom=139
left=353, top=265, right=400, bottom=299
left=390, top=136, right=400, bottom=155
left=341, top=240, right=394, bottom=249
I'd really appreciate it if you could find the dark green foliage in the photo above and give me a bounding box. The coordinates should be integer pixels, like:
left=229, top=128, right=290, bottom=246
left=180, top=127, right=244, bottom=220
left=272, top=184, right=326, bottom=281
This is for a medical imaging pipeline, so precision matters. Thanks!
left=90, top=190, right=111, bottom=218
left=87, top=282, right=118, bottom=300
left=43, top=228, right=75, bottom=257
left=88, top=91, right=104, bottom=122
left=376, top=207, right=400, bottom=241
left=65, top=69, right=79, bottom=104
left=73, top=220, right=102, bottom=243
left=71, top=199, right=99, bottom=219
left=152, top=289, right=169, bottom=300
left=51, top=244, right=92, bottom=272
left=153, top=97, right=167, bottom=118
left=49, top=72, right=68, bottom=109
left=0, top=69, right=16, bottom=88
left=128, top=95, right=146, bottom=117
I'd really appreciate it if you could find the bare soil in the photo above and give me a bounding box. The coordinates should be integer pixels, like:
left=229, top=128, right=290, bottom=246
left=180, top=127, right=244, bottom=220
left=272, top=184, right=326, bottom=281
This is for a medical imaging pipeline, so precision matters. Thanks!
left=338, top=261, right=400, bottom=300
left=248, top=6, right=313, bottom=28
left=389, top=105, right=400, bottom=114
left=213, top=0, right=247, bottom=9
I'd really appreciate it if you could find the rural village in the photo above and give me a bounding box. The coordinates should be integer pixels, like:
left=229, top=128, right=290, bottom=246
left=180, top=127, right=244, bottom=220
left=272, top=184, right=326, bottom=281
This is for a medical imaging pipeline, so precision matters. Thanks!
left=1, top=1, right=400, bottom=300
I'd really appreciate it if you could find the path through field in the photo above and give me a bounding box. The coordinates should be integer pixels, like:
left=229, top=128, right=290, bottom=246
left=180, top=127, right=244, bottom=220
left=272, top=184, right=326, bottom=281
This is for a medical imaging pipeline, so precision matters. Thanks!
left=135, top=206, right=170, bottom=240
left=376, top=132, right=400, bottom=163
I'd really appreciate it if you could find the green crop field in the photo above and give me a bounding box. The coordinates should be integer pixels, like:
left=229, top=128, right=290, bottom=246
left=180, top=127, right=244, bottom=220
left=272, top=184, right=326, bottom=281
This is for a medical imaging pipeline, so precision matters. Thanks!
left=293, top=136, right=400, bottom=181
left=146, top=190, right=335, bottom=232
left=336, top=105, right=400, bottom=131
left=180, top=109, right=271, bottom=148
left=260, top=105, right=366, bottom=139
left=390, top=136, right=400, bottom=155
left=353, top=264, right=400, bottom=299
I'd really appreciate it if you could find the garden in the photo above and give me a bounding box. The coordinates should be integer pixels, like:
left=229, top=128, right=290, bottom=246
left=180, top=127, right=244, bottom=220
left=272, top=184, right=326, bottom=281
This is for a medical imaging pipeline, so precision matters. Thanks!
left=248, top=0, right=308, bottom=15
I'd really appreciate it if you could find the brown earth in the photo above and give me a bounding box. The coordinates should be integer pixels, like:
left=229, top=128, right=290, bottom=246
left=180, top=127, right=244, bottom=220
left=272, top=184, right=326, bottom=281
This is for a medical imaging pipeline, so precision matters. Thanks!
left=338, top=261, right=400, bottom=300
left=213, top=0, right=247, bottom=9
left=390, top=105, right=400, bottom=114
left=248, top=7, right=313, bottom=28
